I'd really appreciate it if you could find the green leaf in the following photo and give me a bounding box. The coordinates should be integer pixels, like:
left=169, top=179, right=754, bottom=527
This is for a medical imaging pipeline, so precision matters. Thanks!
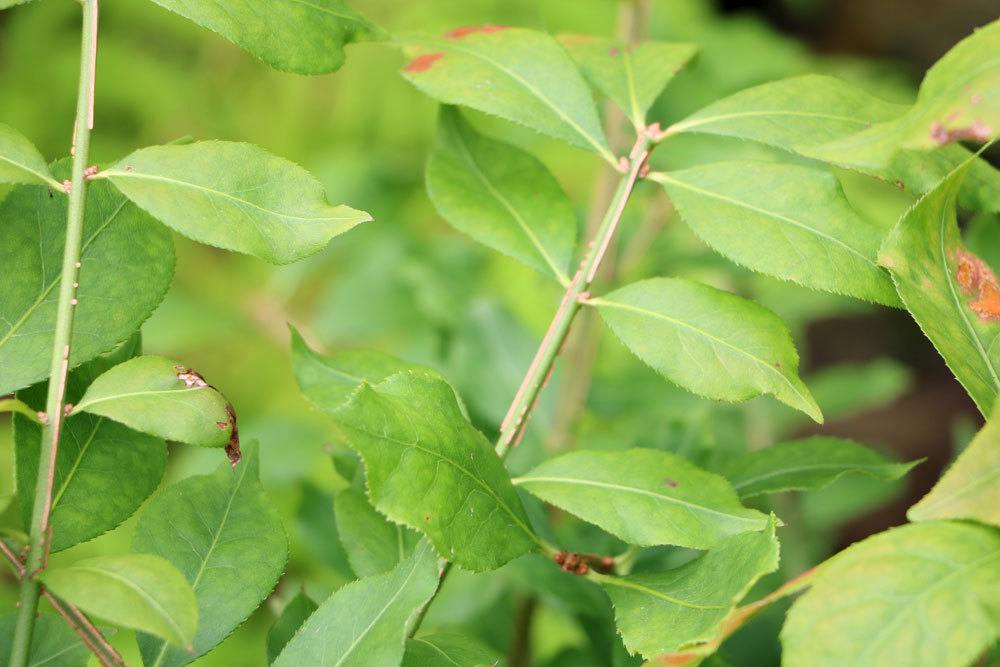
left=336, top=487, right=419, bottom=578
left=402, top=633, right=499, bottom=667
left=426, top=106, right=576, bottom=281
left=71, top=355, right=232, bottom=448
left=0, top=0, right=37, bottom=8
left=40, top=554, right=198, bottom=648
left=808, top=20, right=1000, bottom=167
left=267, top=592, right=319, bottom=665
left=595, top=519, right=779, bottom=659
left=15, top=337, right=167, bottom=552
left=782, top=521, right=1000, bottom=667
left=652, top=162, right=898, bottom=306
left=514, top=448, right=768, bottom=549
left=329, top=371, right=538, bottom=571
left=400, top=27, right=613, bottom=164
left=0, top=170, right=174, bottom=396
left=291, top=326, right=435, bottom=413
left=132, top=442, right=287, bottom=667
left=878, top=156, right=1000, bottom=414
left=100, top=141, right=369, bottom=265
left=0, top=612, right=92, bottom=667
left=148, top=0, right=385, bottom=74
left=721, top=437, right=919, bottom=499
left=274, top=540, right=440, bottom=666
left=908, top=407, right=1000, bottom=526
left=560, top=35, right=696, bottom=128
left=592, top=277, right=821, bottom=421
left=667, top=74, right=903, bottom=147
left=0, top=123, right=59, bottom=190
left=665, top=74, right=1000, bottom=212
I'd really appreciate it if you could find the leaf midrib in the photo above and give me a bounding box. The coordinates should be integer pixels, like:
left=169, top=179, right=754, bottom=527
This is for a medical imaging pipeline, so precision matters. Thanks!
left=0, top=153, right=58, bottom=190
left=511, top=474, right=763, bottom=527
left=74, top=386, right=211, bottom=414
left=672, top=109, right=872, bottom=135
left=425, top=38, right=613, bottom=164
left=448, top=119, right=569, bottom=282
left=936, top=190, right=1000, bottom=395
left=597, top=574, right=729, bottom=610
left=341, top=420, right=539, bottom=547
left=68, top=565, right=188, bottom=645
left=590, top=297, right=813, bottom=410
left=103, top=171, right=345, bottom=224
left=334, top=542, right=430, bottom=666
left=148, top=459, right=251, bottom=667
left=655, top=172, right=877, bottom=267
left=731, top=461, right=899, bottom=491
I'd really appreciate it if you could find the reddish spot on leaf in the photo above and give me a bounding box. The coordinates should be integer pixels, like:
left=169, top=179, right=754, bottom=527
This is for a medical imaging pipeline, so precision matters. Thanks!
left=609, top=47, right=620, bottom=57
left=664, top=478, right=679, bottom=488
left=445, top=25, right=508, bottom=40
left=405, top=53, right=444, bottom=73
left=929, top=119, right=992, bottom=145
left=956, top=249, right=1000, bottom=321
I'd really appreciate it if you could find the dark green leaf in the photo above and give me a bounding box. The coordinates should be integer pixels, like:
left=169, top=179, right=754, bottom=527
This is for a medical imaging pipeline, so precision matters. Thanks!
left=40, top=554, right=198, bottom=648
left=596, top=519, right=779, bottom=658
left=0, top=613, right=92, bottom=667
left=782, top=521, right=1000, bottom=667
left=336, top=487, right=419, bottom=578
left=148, top=0, right=385, bottom=74
left=71, top=354, right=232, bottom=447
left=0, top=123, right=59, bottom=190
left=514, top=448, right=768, bottom=549
left=274, top=540, right=439, bottom=666
left=721, top=437, right=918, bottom=499
left=427, top=107, right=577, bottom=281
left=132, top=442, right=287, bottom=666
left=653, top=162, right=898, bottom=305
left=329, top=371, right=538, bottom=571
left=403, top=633, right=499, bottom=666
left=266, top=592, right=319, bottom=665
left=400, top=27, right=613, bottom=164
left=101, top=141, right=370, bottom=265
left=592, top=277, right=821, bottom=421
left=0, top=171, right=174, bottom=396
left=291, top=325, right=431, bottom=413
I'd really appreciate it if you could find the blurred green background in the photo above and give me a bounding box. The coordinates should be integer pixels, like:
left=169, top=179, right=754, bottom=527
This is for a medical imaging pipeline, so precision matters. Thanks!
left=1, top=0, right=995, bottom=664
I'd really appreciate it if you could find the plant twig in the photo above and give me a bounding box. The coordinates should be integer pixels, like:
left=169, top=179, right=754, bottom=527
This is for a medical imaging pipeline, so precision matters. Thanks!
left=496, top=127, right=656, bottom=457
left=9, top=2, right=100, bottom=664
left=546, top=0, right=651, bottom=453
left=1, top=540, right=124, bottom=666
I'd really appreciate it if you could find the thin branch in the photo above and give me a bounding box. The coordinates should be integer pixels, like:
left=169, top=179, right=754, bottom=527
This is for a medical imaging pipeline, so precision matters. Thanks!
left=9, top=1, right=101, bottom=664
left=496, top=127, right=656, bottom=457
left=1, top=540, right=124, bottom=666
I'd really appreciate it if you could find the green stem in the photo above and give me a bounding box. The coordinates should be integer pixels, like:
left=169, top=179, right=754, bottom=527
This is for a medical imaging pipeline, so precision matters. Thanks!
left=495, top=129, right=654, bottom=458
left=408, top=130, right=656, bottom=642
left=9, top=1, right=100, bottom=664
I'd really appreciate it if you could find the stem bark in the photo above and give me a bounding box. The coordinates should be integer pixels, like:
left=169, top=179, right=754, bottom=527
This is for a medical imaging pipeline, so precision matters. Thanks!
left=9, top=2, right=99, bottom=663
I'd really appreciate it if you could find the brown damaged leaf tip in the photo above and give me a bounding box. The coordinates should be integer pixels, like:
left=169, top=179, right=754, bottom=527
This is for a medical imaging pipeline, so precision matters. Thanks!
left=956, top=249, right=1000, bottom=321
left=405, top=53, right=443, bottom=73
left=224, top=403, right=241, bottom=468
